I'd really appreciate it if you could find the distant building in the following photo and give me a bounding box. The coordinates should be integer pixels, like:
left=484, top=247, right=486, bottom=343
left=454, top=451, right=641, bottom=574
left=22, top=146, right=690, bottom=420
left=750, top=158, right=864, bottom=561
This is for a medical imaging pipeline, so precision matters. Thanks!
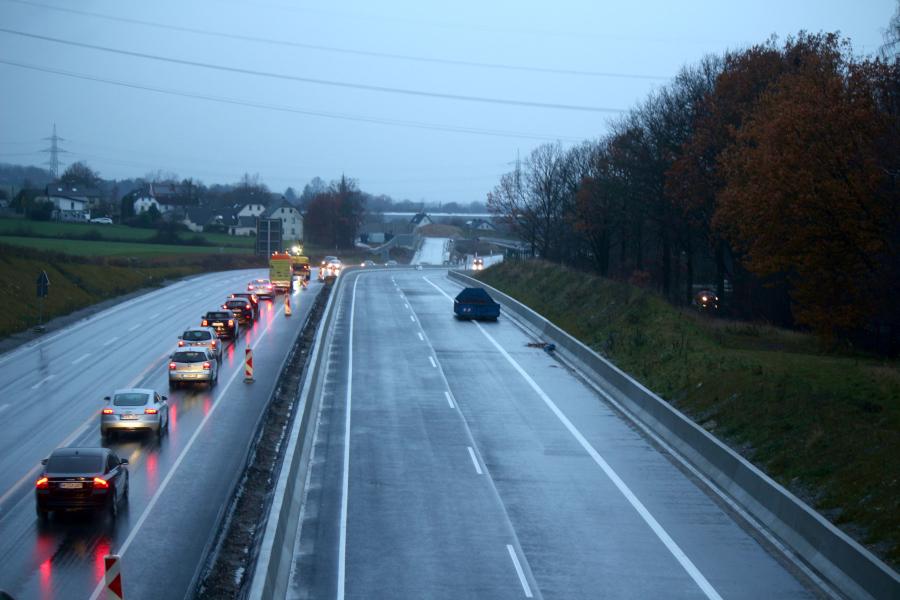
left=132, top=182, right=197, bottom=218
left=182, top=207, right=216, bottom=233
left=265, top=199, right=303, bottom=242
left=229, top=215, right=258, bottom=236
left=410, top=212, right=433, bottom=229
left=465, top=218, right=497, bottom=232
left=44, top=183, right=98, bottom=222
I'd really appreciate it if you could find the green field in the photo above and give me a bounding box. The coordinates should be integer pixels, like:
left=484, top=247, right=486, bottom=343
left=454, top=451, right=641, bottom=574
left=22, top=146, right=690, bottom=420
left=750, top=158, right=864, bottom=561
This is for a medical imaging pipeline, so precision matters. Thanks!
left=478, top=260, right=900, bottom=567
left=0, top=218, right=255, bottom=248
left=0, top=236, right=251, bottom=256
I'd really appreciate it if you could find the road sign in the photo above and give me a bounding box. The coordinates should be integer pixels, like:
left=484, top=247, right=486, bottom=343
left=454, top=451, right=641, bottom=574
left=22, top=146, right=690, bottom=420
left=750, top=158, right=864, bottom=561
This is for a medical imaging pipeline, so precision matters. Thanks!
left=36, top=270, right=49, bottom=298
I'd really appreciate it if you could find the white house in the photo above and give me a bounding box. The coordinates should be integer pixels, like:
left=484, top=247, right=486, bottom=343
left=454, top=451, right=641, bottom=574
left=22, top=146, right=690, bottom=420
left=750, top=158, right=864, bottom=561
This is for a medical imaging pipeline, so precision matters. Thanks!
left=465, top=218, right=497, bottom=232
left=229, top=216, right=258, bottom=236
left=133, top=194, right=160, bottom=214
left=410, top=212, right=433, bottom=230
left=46, top=184, right=93, bottom=222
left=265, top=199, right=303, bottom=242
left=236, top=203, right=267, bottom=218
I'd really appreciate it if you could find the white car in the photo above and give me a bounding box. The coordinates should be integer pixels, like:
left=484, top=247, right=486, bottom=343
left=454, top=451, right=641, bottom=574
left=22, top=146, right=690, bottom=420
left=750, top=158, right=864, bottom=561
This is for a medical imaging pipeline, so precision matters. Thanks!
left=90, top=217, right=113, bottom=224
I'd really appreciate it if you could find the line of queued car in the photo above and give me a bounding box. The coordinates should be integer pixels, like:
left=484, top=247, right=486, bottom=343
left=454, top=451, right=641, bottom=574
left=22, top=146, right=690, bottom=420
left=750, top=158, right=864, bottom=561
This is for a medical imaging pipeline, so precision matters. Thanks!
left=34, top=278, right=275, bottom=522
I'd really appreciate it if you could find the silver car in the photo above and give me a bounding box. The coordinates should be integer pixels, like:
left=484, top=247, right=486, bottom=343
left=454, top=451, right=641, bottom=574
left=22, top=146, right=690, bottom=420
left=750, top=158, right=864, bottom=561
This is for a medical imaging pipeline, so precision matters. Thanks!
left=101, top=388, right=169, bottom=440
left=169, top=347, right=218, bottom=389
left=178, top=326, right=222, bottom=362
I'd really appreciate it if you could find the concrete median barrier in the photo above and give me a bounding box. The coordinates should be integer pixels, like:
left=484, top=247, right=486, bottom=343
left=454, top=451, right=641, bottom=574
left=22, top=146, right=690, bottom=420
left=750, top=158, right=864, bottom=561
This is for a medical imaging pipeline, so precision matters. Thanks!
left=248, top=277, right=345, bottom=600
left=448, top=270, right=899, bottom=600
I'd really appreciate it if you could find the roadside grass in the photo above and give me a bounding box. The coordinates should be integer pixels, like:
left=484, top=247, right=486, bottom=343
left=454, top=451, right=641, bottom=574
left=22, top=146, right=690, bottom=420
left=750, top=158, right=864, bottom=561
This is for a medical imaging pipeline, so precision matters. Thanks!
left=477, top=260, right=900, bottom=567
left=0, top=243, right=263, bottom=338
left=0, top=236, right=251, bottom=256
left=0, top=217, right=255, bottom=248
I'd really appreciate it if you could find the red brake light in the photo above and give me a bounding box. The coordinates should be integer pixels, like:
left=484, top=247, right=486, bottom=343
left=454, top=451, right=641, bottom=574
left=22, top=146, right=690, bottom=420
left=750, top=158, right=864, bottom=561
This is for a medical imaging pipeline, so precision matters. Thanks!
left=92, top=477, right=109, bottom=489
left=228, top=320, right=234, bottom=326
left=169, top=362, right=177, bottom=370
left=102, top=408, right=114, bottom=415
left=247, top=284, right=253, bottom=290
left=201, top=319, right=208, bottom=326
left=36, top=477, right=48, bottom=489
left=144, top=408, right=158, bottom=415
left=202, top=362, right=211, bottom=369
left=245, top=304, right=251, bottom=309
left=210, top=340, right=217, bottom=348
left=178, top=340, right=185, bottom=346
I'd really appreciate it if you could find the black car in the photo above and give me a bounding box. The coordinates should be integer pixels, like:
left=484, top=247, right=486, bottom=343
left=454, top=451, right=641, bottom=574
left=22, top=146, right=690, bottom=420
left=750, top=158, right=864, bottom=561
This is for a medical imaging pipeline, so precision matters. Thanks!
left=229, top=292, right=259, bottom=319
left=202, top=310, right=240, bottom=339
left=222, top=298, right=255, bottom=323
left=35, top=447, right=129, bottom=519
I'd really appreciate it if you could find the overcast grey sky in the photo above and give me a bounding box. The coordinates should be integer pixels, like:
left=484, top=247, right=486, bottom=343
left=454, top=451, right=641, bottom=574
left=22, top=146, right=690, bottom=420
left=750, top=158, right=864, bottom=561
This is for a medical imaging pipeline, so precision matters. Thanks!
left=0, top=0, right=896, bottom=204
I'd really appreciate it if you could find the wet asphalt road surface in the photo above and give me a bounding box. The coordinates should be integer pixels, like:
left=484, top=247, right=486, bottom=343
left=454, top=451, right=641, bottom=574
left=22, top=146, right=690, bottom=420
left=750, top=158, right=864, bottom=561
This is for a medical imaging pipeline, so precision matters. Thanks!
left=0, top=269, right=321, bottom=600
left=288, top=269, right=816, bottom=600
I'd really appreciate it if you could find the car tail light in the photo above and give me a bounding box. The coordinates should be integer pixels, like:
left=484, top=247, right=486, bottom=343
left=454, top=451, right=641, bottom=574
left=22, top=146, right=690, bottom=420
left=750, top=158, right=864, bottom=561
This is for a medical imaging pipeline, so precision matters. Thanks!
left=169, top=362, right=177, bottom=370
left=210, top=340, right=217, bottom=348
left=245, top=304, right=251, bottom=309
left=144, top=408, right=158, bottom=415
left=178, top=340, right=185, bottom=347
left=102, top=408, right=114, bottom=415
left=92, top=477, right=109, bottom=489
left=228, top=320, right=234, bottom=326
left=36, top=477, right=48, bottom=489
left=247, top=284, right=253, bottom=290
left=266, top=284, right=272, bottom=289
left=201, top=319, right=208, bottom=326
left=202, top=362, right=211, bottom=369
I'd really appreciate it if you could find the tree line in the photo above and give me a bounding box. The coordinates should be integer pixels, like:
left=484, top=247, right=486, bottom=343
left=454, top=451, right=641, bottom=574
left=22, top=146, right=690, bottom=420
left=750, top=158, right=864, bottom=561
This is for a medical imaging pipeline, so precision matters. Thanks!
left=488, top=32, right=899, bottom=351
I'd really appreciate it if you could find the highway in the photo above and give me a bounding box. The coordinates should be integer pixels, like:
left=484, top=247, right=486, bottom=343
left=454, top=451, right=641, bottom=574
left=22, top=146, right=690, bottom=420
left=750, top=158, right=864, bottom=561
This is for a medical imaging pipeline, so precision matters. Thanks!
left=0, top=269, right=321, bottom=600
left=286, top=269, right=818, bottom=599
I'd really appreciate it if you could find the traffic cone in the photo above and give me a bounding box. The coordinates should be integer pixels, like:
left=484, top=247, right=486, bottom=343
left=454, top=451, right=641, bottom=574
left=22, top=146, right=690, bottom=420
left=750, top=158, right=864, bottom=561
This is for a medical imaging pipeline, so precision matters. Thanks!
left=104, top=554, right=125, bottom=599
left=244, top=347, right=254, bottom=383
left=284, top=294, right=292, bottom=317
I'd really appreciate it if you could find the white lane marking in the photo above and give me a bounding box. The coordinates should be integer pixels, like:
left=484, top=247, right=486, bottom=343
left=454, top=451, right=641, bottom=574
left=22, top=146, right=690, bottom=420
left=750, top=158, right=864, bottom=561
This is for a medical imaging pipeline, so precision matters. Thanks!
left=467, top=446, right=483, bottom=475
left=127, top=323, right=141, bottom=332
left=71, top=352, right=91, bottom=365
left=409, top=315, right=415, bottom=322
left=507, top=544, right=534, bottom=598
left=444, top=391, right=455, bottom=409
left=148, top=312, right=160, bottom=319
left=102, top=336, right=119, bottom=347
left=424, top=276, right=723, bottom=600
left=417, top=332, right=424, bottom=342
left=337, top=275, right=360, bottom=600
left=404, top=303, right=409, bottom=309
left=0, top=404, right=8, bottom=414
left=428, top=356, right=437, bottom=368
left=30, top=374, right=54, bottom=390
left=87, top=302, right=282, bottom=600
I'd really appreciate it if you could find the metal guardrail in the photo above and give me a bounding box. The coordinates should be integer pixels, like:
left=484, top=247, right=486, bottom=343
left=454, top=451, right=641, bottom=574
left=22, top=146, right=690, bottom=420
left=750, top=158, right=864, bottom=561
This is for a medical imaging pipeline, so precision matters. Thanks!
left=448, top=270, right=900, bottom=600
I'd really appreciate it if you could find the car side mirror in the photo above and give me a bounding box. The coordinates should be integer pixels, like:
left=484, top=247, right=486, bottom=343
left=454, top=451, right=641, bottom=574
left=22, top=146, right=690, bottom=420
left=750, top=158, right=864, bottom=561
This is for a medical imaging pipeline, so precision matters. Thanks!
left=119, top=459, right=129, bottom=466
left=161, top=395, right=168, bottom=402
left=103, top=396, right=111, bottom=401
left=41, top=458, right=48, bottom=465
left=177, top=335, right=182, bottom=340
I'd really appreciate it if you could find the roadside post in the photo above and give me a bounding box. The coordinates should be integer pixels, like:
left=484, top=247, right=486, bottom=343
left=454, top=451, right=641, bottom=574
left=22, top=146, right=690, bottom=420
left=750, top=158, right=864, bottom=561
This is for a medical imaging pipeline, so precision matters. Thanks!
left=103, top=554, right=124, bottom=599
left=244, top=347, right=254, bottom=383
left=284, top=294, right=292, bottom=317
left=35, top=270, right=50, bottom=332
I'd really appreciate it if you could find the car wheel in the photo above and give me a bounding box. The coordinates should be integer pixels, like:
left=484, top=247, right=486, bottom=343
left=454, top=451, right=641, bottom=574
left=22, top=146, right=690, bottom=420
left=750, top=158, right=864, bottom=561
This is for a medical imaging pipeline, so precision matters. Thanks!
left=108, top=495, right=118, bottom=520
left=168, top=379, right=177, bottom=390
left=36, top=506, right=49, bottom=521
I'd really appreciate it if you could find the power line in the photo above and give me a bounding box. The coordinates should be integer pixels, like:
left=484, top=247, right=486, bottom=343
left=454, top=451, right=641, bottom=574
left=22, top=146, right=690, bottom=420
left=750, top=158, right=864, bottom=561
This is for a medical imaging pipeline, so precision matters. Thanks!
left=1, top=0, right=669, bottom=81
left=0, top=58, right=586, bottom=142
left=0, top=27, right=628, bottom=114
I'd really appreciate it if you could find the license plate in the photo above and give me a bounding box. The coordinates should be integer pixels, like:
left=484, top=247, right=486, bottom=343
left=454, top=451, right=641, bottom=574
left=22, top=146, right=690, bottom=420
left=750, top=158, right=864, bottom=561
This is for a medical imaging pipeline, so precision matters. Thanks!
left=59, top=482, right=83, bottom=489
left=185, top=374, right=198, bottom=379
left=121, top=414, right=138, bottom=420
left=212, top=322, right=224, bottom=327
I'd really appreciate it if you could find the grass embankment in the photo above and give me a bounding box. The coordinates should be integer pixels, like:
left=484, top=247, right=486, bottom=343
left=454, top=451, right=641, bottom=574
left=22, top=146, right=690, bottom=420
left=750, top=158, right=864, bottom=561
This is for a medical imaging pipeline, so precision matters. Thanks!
left=0, top=243, right=263, bottom=338
left=0, top=218, right=255, bottom=248
left=478, top=260, right=900, bottom=566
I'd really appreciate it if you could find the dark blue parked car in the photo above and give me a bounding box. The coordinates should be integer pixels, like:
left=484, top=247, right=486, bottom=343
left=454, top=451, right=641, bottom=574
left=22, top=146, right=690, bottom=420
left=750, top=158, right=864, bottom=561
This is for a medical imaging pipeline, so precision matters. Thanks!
left=454, top=287, right=500, bottom=321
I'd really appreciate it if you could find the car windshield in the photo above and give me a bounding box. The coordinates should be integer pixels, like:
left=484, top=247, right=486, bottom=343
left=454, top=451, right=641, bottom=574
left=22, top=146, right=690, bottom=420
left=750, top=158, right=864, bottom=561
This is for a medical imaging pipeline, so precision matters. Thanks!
left=173, top=351, right=207, bottom=363
left=225, top=300, right=245, bottom=308
left=254, top=280, right=269, bottom=285
left=113, top=393, right=149, bottom=407
left=47, top=454, right=104, bottom=474
left=207, top=312, right=231, bottom=320
left=183, top=330, right=212, bottom=341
